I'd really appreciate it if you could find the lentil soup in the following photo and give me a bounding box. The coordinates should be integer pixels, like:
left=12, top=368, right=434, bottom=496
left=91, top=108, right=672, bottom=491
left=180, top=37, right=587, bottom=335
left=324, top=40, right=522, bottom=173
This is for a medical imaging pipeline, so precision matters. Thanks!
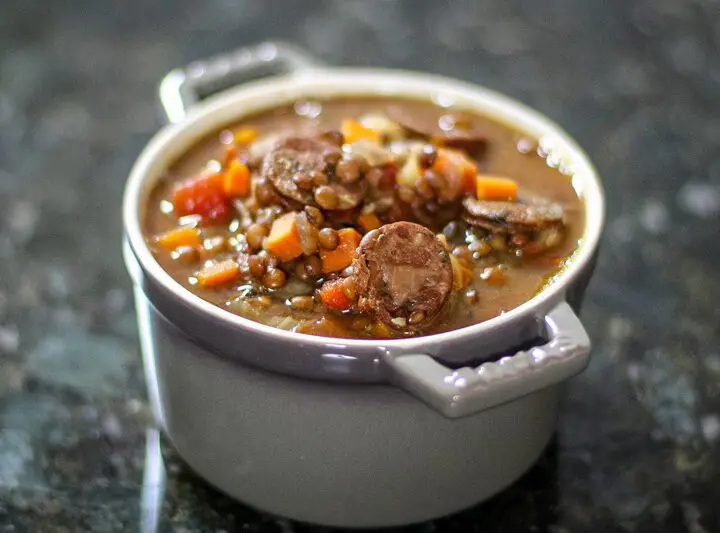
left=144, top=97, right=584, bottom=338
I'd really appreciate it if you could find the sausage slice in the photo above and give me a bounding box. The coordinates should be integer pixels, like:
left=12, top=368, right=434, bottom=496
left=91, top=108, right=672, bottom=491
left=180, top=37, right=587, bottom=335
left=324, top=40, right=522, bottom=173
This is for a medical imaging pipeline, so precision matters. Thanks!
left=386, top=108, right=487, bottom=157
left=462, top=197, right=565, bottom=233
left=354, top=222, right=453, bottom=332
left=262, top=136, right=367, bottom=210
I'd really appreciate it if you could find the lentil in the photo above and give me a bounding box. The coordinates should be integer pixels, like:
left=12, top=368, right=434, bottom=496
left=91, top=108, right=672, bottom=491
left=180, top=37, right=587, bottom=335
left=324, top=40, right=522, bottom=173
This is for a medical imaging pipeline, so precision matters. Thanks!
left=248, top=254, right=267, bottom=278
left=304, top=205, right=325, bottom=227
left=255, top=181, right=275, bottom=206
left=318, top=228, right=339, bottom=250
left=303, top=255, right=323, bottom=278
left=314, top=185, right=339, bottom=209
left=341, top=276, right=358, bottom=301
left=246, top=223, right=268, bottom=251
left=335, top=156, right=363, bottom=183
left=310, top=170, right=328, bottom=186
left=408, top=310, right=426, bottom=325
left=290, top=295, right=315, bottom=311
left=293, top=172, right=314, bottom=190
left=263, top=268, right=287, bottom=289
left=255, top=295, right=272, bottom=307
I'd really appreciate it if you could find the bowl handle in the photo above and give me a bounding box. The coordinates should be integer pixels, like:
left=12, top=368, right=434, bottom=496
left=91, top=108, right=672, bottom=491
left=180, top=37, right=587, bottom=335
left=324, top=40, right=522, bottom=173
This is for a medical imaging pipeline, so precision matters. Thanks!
left=158, top=41, right=324, bottom=123
left=387, top=301, right=591, bottom=418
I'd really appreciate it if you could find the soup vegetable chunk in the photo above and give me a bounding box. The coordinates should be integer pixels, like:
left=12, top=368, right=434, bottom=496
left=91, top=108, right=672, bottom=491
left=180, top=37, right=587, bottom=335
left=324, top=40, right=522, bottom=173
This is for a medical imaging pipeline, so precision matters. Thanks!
left=145, top=98, right=584, bottom=338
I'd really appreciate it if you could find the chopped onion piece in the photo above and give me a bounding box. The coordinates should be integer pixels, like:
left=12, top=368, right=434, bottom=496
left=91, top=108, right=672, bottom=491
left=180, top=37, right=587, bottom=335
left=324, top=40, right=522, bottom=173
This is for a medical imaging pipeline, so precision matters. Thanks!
left=295, top=212, right=319, bottom=256
left=343, top=139, right=395, bottom=166
left=397, top=151, right=422, bottom=188
left=358, top=113, right=405, bottom=141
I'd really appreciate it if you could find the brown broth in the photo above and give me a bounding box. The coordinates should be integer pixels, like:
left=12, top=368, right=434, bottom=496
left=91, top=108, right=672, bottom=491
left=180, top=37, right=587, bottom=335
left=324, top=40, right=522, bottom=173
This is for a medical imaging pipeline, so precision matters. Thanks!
left=143, top=97, right=584, bottom=338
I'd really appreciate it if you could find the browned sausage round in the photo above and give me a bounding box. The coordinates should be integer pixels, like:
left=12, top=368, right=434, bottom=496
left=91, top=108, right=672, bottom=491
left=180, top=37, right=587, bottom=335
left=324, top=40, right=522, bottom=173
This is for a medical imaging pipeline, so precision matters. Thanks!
left=262, top=136, right=367, bottom=210
left=353, top=221, right=453, bottom=332
left=462, top=197, right=565, bottom=233
left=386, top=107, right=487, bottom=157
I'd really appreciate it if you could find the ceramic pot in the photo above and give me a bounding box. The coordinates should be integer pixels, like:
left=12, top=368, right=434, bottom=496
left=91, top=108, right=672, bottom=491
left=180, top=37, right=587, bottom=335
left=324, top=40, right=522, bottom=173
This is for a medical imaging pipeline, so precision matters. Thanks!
left=123, top=42, right=604, bottom=528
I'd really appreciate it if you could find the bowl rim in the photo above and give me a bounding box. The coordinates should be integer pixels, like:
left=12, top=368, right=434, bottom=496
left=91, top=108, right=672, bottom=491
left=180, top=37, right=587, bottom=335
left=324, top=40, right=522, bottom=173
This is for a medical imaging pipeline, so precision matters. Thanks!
left=123, top=67, right=605, bottom=350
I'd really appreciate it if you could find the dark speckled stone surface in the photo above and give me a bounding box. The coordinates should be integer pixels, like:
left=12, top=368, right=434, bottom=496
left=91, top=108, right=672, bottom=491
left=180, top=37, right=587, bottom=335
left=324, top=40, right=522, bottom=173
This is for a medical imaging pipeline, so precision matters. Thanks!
left=1, top=0, right=719, bottom=531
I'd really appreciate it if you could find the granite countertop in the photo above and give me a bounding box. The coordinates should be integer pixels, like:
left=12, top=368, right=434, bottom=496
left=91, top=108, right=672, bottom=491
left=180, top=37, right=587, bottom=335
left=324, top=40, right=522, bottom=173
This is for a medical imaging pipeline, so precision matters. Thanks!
left=1, top=0, right=719, bottom=531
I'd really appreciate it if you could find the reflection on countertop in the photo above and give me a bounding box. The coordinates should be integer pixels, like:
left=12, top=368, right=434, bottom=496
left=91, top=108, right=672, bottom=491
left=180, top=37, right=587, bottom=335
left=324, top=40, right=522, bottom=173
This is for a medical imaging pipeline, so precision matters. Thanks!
left=1, top=0, right=719, bottom=531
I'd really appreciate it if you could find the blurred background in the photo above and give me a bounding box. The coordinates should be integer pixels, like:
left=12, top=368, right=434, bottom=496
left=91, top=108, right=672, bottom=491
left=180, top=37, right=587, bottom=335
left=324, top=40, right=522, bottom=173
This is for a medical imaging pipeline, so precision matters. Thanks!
left=1, top=0, right=719, bottom=532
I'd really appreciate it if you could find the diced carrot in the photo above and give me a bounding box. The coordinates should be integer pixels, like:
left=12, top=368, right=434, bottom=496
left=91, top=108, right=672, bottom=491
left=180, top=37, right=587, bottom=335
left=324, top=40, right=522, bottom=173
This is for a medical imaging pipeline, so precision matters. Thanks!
left=341, top=119, right=381, bottom=144
left=156, top=227, right=202, bottom=251
left=172, top=173, right=232, bottom=223
left=196, top=259, right=240, bottom=287
left=319, top=279, right=353, bottom=310
left=265, top=212, right=304, bottom=262
left=461, top=159, right=478, bottom=192
left=223, top=160, right=251, bottom=198
left=234, top=127, right=258, bottom=145
left=357, top=213, right=381, bottom=232
left=320, top=228, right=361, bottom=273
left=476, top=175, right=518, bottom=201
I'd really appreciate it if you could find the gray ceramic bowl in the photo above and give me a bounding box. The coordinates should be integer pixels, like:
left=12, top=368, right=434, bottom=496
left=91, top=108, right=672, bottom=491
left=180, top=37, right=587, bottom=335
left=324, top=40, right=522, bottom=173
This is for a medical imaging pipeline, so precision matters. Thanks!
left=123, top=42, right=605, bottom=528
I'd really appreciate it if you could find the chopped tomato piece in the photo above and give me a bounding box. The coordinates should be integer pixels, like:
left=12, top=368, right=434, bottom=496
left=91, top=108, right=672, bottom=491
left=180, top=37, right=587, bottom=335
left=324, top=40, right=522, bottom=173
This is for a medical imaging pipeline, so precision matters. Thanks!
left=319, top=279, right=354, bottom=310
left=172, top=173, right=232, bottom=224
